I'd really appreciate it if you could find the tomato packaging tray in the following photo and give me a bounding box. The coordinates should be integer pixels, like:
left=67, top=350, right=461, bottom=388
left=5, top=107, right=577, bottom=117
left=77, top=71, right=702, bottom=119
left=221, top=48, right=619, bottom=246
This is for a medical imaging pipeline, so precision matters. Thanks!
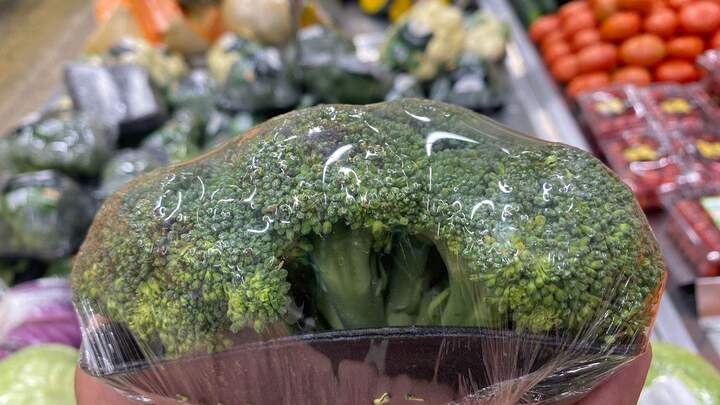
left=637, top=84, right=712, bottom=133
left=698, top=50, right=720, bottom=117
left=664, top=185, right=720, bottom=278
left=675, top=125, right=720, bottom=182
left=600, top=126, right=684, bottom=209
left=577, top=85, right=645, bottom=140
left=688, top=83, right=720, bottom=125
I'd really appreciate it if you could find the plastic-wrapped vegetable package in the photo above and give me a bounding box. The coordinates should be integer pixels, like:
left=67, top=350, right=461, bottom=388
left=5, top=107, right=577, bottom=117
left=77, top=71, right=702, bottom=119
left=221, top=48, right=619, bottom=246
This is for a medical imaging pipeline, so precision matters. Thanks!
left=99, top=149, right=167, bottom=198
left=0, top=278, right=81, bottom=359
left=0, top=111, right=113, bottom=176
left=0, top=171, right=95, bottom=260
left=140, top=109, right=204, bottom=164
left=209, top=33, right=300, bottom=112
left=296, top=25, right=392, bottom=105
left=73, top=99, right=665, bottom=404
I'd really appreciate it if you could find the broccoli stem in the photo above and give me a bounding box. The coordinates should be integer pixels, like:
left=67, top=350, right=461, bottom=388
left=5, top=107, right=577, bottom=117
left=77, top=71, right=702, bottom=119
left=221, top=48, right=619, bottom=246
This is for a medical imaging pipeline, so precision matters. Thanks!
left=385, top=235, right=432, bottom=326
left=310, top=225, right=386, bottom=329
left=434, top=240, right=498, bottom=327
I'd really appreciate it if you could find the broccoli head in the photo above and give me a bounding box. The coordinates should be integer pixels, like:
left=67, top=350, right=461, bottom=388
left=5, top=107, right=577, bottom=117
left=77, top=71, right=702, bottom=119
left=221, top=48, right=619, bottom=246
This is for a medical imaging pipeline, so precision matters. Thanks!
left=72, top=99, right=665, bottom=357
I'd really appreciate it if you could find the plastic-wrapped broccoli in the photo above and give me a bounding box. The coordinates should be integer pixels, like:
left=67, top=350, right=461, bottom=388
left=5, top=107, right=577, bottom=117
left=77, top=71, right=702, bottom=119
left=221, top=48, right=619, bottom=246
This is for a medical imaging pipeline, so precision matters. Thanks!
left=209, top=33, right=300, bottom=112
left=385, top=73, right=424, bottom=101
left=141, top=110, right=203, bottom=163
left=166, top=69, right=216, bottom=115
left=0, top=111, right=112, bottom=176
left=297, top=25, right=392, bottom=104
left=99, top=150, right=167, bottom=198
left=429, top=55, right=508, bottom=111
left=74, top=99, right=664, bottom=404
left=0, top=171, right=94, bottom=260
left=203, top=110, right=262, bottom=149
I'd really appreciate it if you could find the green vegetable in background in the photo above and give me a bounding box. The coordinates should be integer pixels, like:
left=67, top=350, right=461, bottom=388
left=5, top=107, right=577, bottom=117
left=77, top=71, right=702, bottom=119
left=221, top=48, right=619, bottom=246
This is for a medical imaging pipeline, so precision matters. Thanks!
left=0, top=111, right=112, bottom=176
left=73, top=99, right=664, bottom=357
left=209, top=33, right=299, bottom=112
left=0, top=171, right=94, bottom=260
left=141, top=109, right=203, bottom=163
left=297, top=25, right=392, bottom=104
left=100, top=149, right=167, bottom=198
left=0, top=344, right=78, bottom=405
left=641, top=343, right=720, bottom=404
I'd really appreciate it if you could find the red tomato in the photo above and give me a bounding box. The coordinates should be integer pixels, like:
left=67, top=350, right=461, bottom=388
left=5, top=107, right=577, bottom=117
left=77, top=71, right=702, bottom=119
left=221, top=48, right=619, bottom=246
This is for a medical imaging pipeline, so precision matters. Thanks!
left=551, top=54, right=580, bottom=82
left=562, top=10, right=597, bottom=37
left=560, top=0, right=592, bottom=18
left=592, top=0, right=619, bottom=19
left=712, top=30, right=720, bottom=48
left=541, top=31, right=567, bottom=52
left=600, top=12, right=642, bottom=41
left=655, top=59, right=701, bottom=82
left=567, top=72, right=611, bottom=97
left=577, top=42, right=618, bottom=72
left=530, top=15, right=561, bottom=43
left=644, top=8, right=678, bottom=38
left=573, top=28, right=603, bottom=49
left=618, top=0, right=653, bottom=12
left=651, top=0, right=670, bottom=11
left=543, top=41, right=572, bottom=64
left=620, top=34, right=667, bottom=66
left=667, top=36, right=706, bottom=59
left=612, top=66, right=653, bottom=84
left=679, top=1, right=720, bottom=33
left=668, top=0, right=692, bottom=9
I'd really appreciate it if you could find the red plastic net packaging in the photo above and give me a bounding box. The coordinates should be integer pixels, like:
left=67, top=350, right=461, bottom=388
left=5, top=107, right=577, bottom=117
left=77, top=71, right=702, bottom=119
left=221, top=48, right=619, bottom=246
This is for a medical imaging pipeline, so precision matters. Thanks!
left=72, top=99, right=666, bottom=404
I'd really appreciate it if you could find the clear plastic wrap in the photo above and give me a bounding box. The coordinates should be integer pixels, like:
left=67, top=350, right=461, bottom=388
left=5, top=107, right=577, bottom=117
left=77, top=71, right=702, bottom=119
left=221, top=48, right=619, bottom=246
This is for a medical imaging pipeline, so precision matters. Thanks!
left=209, top=33, right=300, bottom=112
left=598, top=126, right=685, bottom=209
left=140, top=110, right=204, bottom=164
left=577, top=85, right=646, bottom=140
left=297, top=25, right=392, bottom=105
left=73, top=99, right=666, bottom=404
left=0, top=111, right=113, bottom=177
left=663, top=183, right=720, bottom=277
left=0, top=171, right=95, bottom=260
left=99, top=149, right=168, bottom=198
left=636, top=84, right=715, bottom=133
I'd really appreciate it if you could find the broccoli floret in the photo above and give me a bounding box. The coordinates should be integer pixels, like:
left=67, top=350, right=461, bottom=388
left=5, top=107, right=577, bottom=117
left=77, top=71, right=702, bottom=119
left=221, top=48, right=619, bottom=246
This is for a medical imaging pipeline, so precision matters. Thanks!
left=72, top=99, right=665, bottom=357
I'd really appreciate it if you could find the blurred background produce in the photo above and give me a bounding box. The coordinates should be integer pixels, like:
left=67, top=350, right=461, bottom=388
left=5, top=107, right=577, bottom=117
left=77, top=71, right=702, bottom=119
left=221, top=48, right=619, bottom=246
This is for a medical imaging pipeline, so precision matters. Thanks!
left=525, top=0, right=719, bottom=95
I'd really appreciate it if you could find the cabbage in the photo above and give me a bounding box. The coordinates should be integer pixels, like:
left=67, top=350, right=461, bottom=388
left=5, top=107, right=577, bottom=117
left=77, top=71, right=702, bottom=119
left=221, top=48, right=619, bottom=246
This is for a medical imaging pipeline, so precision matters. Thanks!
left=0, top=344, right=77, bottom=405
left=640, top=343, right=720, bottom=404
left=0, top=278, right=81, bottom=359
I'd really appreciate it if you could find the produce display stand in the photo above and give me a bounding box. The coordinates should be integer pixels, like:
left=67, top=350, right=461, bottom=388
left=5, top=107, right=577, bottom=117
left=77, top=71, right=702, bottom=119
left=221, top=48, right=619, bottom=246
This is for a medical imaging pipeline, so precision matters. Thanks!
left=483, top=0, right=720, bottom=368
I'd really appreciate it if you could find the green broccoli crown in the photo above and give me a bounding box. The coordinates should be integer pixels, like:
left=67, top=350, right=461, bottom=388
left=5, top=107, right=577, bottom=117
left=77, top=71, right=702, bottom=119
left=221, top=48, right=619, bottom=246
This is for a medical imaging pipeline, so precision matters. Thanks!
left=73, top=99, right=665, bottom=356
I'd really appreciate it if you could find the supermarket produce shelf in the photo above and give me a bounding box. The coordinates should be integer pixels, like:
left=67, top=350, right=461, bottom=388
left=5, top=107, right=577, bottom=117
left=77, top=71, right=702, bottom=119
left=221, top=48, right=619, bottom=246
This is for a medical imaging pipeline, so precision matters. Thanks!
left=484, top=0, right=720, bottom=365
left=483, top=0, right=589, bottom=149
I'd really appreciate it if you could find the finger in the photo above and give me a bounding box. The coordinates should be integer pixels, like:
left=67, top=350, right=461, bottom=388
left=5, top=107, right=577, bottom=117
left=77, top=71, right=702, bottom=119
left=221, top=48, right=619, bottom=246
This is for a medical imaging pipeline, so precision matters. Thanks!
left=578, top=345, right=652, bottom=405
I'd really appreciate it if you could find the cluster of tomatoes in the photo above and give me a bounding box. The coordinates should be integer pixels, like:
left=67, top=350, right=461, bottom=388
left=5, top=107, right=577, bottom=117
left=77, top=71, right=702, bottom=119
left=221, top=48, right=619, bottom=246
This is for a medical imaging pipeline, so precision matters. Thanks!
left=530, top=0, right=720, bottom=97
